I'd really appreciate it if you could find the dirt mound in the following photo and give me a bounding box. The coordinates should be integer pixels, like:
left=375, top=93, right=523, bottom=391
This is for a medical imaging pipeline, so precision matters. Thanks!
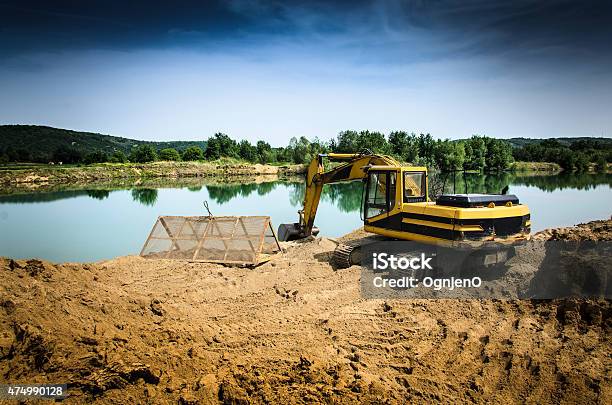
left=1, top=224, right=611, bottom=403
left=533, top=218, right=612, bottom=241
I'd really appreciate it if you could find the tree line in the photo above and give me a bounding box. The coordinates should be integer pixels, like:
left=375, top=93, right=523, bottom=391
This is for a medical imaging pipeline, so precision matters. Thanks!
left=1, top=130, right=609, bottom=172
left=512, top=139, right=609, bottom=172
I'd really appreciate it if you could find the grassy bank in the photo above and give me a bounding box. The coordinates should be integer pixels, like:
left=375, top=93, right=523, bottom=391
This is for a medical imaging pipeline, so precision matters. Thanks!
left=0, top=160, right=306, bottom=187
left=511, top=161, right=562, bottom=172
left=0, top=173, right=303, bottom=197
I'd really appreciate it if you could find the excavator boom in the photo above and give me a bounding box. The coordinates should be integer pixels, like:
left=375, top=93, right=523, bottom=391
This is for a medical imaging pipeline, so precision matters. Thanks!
left=278, top=151, right=399, bottom=241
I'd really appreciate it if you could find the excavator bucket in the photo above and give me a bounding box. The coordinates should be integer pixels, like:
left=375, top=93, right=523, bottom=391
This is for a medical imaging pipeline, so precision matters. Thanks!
left=140, top=215, right=281, bottom=266
left=277, top=223, right=319, bottom=242
left=277, top=223, right=302, bottom=242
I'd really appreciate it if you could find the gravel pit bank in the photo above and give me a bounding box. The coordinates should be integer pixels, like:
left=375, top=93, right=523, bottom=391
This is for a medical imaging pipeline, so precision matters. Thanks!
left=0, top=220, right=610, bottom=404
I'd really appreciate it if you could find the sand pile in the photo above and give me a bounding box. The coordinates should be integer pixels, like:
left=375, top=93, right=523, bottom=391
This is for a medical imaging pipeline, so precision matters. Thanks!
left=0, top=221, right=610, bottom=404
left=533, top=218, right=612, bottom=241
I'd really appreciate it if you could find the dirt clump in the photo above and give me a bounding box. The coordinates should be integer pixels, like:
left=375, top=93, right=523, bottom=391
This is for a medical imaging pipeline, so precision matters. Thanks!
left=0, top=220, right=610, bottom=403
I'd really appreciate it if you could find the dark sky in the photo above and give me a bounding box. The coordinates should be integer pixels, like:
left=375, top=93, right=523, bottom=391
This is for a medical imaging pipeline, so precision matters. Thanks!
left=2, top=1, right=610, bottom=63
left=1, top=1, right=611, bottom=141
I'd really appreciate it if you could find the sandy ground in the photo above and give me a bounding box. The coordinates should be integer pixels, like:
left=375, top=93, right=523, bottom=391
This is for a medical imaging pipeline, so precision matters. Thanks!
left=0, top=221, right=610, bottom=404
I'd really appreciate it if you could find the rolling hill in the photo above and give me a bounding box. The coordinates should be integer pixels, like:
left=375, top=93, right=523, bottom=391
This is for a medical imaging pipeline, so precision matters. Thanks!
left=0, top=125, right=207, bottom=161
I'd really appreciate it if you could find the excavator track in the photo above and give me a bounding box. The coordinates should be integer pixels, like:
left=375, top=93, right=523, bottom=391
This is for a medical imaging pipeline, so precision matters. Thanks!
left=331, top=242, right=358, bottom=269
left=331, top=236, right=383, bottom=269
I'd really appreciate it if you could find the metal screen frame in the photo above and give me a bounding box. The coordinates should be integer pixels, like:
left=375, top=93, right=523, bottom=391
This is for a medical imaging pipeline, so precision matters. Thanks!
left=140, top=215, right=281, bottom=266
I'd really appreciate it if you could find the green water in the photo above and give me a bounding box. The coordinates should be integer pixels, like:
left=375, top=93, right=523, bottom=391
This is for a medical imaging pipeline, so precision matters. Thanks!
left=0, top=172, right=610, bottom=262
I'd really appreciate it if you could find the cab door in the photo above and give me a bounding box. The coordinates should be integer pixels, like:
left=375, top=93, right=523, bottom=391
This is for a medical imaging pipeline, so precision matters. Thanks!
left=364, top=170, right=397, bottom=224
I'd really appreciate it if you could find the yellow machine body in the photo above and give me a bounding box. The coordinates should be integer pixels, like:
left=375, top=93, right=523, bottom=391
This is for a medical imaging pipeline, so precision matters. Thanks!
left=278, top=152, right=530, bottom=246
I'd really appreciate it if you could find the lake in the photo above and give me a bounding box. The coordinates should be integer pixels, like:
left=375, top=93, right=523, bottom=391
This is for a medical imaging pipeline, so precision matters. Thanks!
left=0, top=172, right=610, bottom=262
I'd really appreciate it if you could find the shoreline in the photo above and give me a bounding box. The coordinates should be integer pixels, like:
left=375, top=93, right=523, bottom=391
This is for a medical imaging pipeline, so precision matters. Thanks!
left=2, top=217, right=610, bottom=266
left=3, top=160, right=608, bottom=191
left=0, top=172, right=303, bottom=196
left=0, top=161, right=307, bottom=188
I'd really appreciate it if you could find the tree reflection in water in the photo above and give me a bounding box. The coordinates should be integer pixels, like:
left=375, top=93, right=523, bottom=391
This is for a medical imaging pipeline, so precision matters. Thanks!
left=0, top=173, right=608, bottom=210
left=131, top=188, right=158, bottom=206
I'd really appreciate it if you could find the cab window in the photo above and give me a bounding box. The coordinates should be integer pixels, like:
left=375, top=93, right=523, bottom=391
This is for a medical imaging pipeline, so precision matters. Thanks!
left=365, top=171, right=397, bottom=219
left=404, top=172, right=426, bottom=202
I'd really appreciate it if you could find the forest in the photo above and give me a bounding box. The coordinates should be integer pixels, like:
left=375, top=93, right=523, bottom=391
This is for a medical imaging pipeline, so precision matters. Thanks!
left=1, top=125, right=609, bottom=172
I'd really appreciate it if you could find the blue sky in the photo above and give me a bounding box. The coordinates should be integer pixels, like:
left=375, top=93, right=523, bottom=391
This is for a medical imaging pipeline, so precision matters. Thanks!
left=0, top=0, right=611, bottom=145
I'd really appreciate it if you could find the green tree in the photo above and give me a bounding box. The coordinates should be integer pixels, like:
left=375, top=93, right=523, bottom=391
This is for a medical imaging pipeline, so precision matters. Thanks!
left=109, top=150, right=128, bottom=163
left=557, top=149, right=576, bottom=170
left=433, top=140, right=465, bottom=172
left=540, top=139, right=563, bottom=148
left=53, top=145, right=83, bottom=164
left=275, top=146, right=293, bottom=163
left=512, top=138, right=612, bottom=172
left=238, top=140, right=258, bottom=162
left=129, top=144, right=157, bottom=163
left=5, top=146, right=18, bottom=162
left=256, top=141, right=274, bottom=164
left=417, top=133, right=436, bottom=167
left=594, top=153, right=607, bottom=172
left=463, top=135, right=486, bottom=171
left=310, top=137, right=327, bottom=156
left=159, top=148, right=181, bottom=161
left=83, top=150, right=109, bottom=164
left=204, top=138, right=221, bottom=160
left=288, top=136, right=313, bottom=164
left=182, top=146, right=204, bottom=161
left=332, top=130, right=390, bottom=154
left=388, top=131, right=419, bottom=162
left=485, top=138, right=513, bottom=171
left=335, top=130, right=359, bottom=152
left=355, top=130, right=389, bottom=153
left=543, top=146, right=564, bottom=163
left=205, top=133, right=239, bottom=160
left=574, top=152, right=590, bottom=172
left=16, top=148, right=31, bottom=162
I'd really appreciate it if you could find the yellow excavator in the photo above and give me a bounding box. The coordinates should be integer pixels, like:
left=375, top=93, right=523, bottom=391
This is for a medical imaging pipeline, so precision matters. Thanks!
left=278, top=151, right=531, bottom=268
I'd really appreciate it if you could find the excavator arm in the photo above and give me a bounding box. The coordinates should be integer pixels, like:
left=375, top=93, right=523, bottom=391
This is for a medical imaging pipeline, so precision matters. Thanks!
left=278, top=151, right=399, bottom=241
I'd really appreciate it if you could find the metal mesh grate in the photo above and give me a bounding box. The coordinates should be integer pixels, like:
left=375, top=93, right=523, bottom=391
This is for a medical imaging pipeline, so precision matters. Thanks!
left=140, top=216, right=281, bottom=265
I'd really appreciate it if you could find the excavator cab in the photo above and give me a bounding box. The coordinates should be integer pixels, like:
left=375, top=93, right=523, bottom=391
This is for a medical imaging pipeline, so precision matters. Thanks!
left=363, top=167, right=427, bottom=221
left=363, top=167, right=428, bottom=227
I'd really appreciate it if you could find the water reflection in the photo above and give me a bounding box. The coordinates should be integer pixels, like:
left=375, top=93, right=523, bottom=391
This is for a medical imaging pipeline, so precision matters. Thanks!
left=432, top=171, right=612, bottom=195
left=512, top=172, right=612, bottom=192
left=288, top=182, right=364, bottom=213
left=0, top=172, right=609, bottom=210
left=0, top=172, right=610, bottom=262
left=86, top=190, right=110, bottom=200
left=131, top=188, right=158, bottom=206
left=206, top=182, right=280, bottom=204
left=0, top=190, right=91, bottom=203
